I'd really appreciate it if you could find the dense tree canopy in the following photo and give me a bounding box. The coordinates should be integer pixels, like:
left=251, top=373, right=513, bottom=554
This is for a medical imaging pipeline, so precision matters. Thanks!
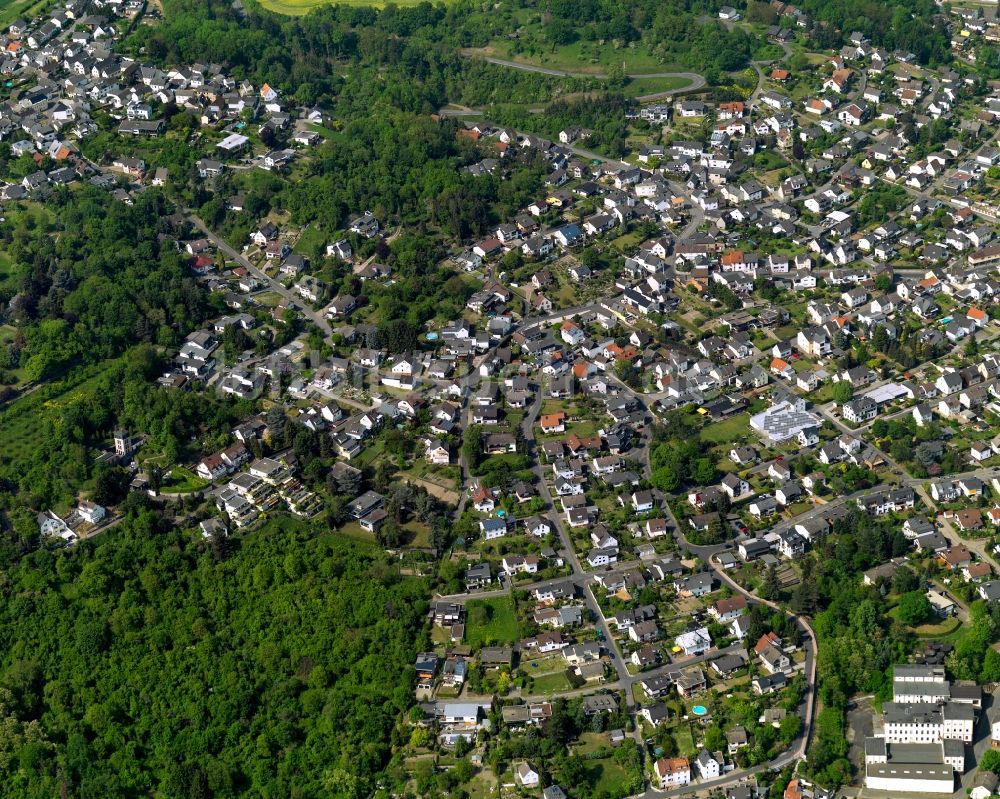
left=0, top=188, right=217, bottom=380
left=0, top=513, right=428, bottom=798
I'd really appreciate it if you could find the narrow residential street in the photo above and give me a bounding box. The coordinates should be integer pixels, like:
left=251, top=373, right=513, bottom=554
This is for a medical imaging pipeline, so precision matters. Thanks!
left=187, top=213, right=334, bottom=336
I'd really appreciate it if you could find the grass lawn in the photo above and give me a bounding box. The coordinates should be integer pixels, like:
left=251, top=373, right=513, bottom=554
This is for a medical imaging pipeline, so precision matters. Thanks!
left=531, top=670, right=572, bottom=694
left=575, top=732, right=611, bottom=755
left=610, top=230, right=645, bottom=253
left=621, top=75, right=694, bottom=97
left=308, top=124, right=346, bottom=142
left=339, top=521, right=377, bottom=543
left=465, top=775, right=496, bottom=799
left=700, top=413, right=751, bottom=444
left=465, top=596, right=521, bottom=648
left=402, top=520, right=432, bottom=548
left=431, top=625, right=452, bottom=647
left=162, top=467, right=210, bottom=493
left=912, top=616, right=963, bottom=639
left=294, top=223, right=326, bottom=257
left=253, top=290, right=284, bottom=308
left=591, top=758, right=629, bottom=794
left=567, top=419, right=601, bottom=439
left=673, top=723, right=696, bottom=756
left=522, top=654, right=566, bottom=674
left=810, top=383, right=836, bottom=404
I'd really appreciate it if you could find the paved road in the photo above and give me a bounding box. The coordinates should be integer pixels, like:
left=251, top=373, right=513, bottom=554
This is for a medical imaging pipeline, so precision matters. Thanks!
left=186, top=214, right=333, bottom=336
left=472, top=54, right=706, bottom=90
left=451, top=370, right=484, bottom=524
left=594, top=374, right=819, bottom=795
left=520, top=383, right=643, bottom=747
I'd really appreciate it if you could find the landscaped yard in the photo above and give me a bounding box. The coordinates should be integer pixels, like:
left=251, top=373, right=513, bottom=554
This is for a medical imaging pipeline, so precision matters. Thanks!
left=672, top=722, right=696, bottom=756
left=465, top=596, right=522, bottom=648
left=402, top=520, right=432, bottom=548
left=162, top=467, right=210, bottom=493
left=700, top=413, right=751, bottom=444
left=530, top=670, right=573, bottom=694
left=574, top=731, right=612, bottom=755
left=339, top=521, right=377, bottom=543
left=591, top=758, right=629, bottom=794
left=293, top=223, right=327, bottom=257
left=912, top=616, right=963, bottom=639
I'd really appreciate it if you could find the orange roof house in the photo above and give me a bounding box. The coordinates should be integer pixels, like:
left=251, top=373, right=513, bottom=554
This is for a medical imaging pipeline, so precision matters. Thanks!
left=565, top=432, right=601, bottom=453
left=755, top=631, right=781, bottom=655
left=540, top=412, right=566, bottom=432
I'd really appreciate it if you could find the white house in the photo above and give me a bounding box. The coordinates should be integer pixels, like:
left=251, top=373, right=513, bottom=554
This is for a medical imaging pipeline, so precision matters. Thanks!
left=674, top=627, right=712, bottom=656
left=695, top=749, right=720, bottom=781
left=654, top=757, right=691, bottom=788
left=77, top=500, right=106, bottom=524
left=515, top=763, right=540, bottom=788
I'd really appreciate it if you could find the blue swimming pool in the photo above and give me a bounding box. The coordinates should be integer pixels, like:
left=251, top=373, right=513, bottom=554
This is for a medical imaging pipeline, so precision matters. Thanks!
left=692, top=705, right=708, bottom=716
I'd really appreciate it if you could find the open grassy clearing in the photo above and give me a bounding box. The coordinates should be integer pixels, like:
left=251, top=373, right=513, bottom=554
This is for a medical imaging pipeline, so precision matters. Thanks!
left=621, top=75, right=693, bottom=97
left=464, top=596, right=521, bottom=648
left=591, top=758, right=629, bottom=793
left=339, top=521, right=378, bottom=543
left=700, top=413, right=751, bottom=444
left=530, top=670, right=572, bottom=694
left=161, top=466, right=210, bottom=493
left=466, top=38, right=679, bottom=76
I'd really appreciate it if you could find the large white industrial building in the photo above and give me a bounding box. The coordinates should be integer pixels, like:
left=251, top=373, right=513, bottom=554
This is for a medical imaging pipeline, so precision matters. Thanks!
left=864, top=665, right=982, bottom=795
left=882, top=702, right=975, bottom=744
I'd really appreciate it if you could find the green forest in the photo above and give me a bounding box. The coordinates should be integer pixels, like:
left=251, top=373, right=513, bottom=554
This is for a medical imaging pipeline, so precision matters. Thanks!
left=0, top=512, right=428, bottom=798
left=0, top=187, right=216, bottom=384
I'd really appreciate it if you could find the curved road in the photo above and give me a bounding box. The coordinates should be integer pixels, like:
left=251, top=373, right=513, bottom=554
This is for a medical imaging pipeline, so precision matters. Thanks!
left=474, top=54, right=706, bottom=93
